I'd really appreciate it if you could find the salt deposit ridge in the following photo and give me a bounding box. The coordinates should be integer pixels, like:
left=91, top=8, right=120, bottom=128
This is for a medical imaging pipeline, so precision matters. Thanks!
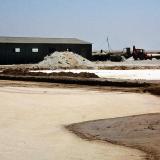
left=32, top=69, right=160, bottom=80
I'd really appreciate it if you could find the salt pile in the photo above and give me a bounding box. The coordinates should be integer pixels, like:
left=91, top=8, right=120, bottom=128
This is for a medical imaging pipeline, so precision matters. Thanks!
left=38, top=51, right=95, bottom=69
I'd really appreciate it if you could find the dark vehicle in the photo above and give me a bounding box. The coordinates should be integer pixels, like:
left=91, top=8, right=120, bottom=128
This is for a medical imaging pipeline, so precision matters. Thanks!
left=123, top=46, right=152, bottom=60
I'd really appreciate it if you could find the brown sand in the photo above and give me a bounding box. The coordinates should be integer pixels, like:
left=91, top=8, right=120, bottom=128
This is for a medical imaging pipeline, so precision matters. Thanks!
left=67, top=113, right=160, bottom=160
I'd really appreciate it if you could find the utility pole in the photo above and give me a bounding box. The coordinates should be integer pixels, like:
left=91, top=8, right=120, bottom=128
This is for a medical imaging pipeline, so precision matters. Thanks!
left=106, top=37, right=111, bottom=53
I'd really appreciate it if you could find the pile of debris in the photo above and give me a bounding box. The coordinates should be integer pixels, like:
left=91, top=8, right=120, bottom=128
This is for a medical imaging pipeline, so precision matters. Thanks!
left=38, top=51, right=95, bottom=69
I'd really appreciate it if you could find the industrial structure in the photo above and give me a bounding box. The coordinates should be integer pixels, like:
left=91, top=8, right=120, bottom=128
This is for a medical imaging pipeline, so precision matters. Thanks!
left=0, top=37, right=92, bottom=64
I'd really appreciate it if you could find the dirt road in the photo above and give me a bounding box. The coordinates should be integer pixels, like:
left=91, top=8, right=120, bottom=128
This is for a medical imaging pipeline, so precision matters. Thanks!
left=0, top=82, right=160, bottom=160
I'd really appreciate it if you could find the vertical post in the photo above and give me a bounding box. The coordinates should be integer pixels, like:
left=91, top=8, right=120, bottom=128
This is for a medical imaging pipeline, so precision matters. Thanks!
left=106, top=37, right=111, bottom=53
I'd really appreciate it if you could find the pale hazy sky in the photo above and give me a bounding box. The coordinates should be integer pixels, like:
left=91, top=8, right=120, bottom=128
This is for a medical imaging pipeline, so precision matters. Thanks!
left=0, top=0, right=159, bottom=50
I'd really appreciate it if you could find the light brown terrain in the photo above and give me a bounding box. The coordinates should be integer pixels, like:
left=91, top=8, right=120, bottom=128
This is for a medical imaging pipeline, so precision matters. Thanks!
left=0, top=80, right=160, bottom=160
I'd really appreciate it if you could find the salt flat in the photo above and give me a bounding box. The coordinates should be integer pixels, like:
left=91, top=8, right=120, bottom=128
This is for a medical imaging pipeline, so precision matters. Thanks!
left=32, top=69, right=160, bottom=80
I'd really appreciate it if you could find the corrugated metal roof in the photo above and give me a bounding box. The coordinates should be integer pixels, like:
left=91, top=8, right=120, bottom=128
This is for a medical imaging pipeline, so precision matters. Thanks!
left=0, top=37, right=91, bottom=44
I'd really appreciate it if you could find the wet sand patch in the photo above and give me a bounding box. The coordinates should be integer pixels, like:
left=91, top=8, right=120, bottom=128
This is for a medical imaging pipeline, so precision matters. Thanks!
left=67, top=113, right=160, bottom=160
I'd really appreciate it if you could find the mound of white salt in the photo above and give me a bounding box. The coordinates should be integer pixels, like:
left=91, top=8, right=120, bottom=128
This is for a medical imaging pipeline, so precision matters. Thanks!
left=38, top=51, right=95, bottom=69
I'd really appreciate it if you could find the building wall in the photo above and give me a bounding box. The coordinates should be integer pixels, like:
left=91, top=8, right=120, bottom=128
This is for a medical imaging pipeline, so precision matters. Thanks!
left=0, top=43, right=92, bottom=64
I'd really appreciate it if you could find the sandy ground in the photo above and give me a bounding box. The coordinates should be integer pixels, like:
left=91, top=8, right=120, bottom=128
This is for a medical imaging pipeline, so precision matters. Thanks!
left=67, top=113, right=160, bottom=160
left=0, top=81, right=160, bottom=160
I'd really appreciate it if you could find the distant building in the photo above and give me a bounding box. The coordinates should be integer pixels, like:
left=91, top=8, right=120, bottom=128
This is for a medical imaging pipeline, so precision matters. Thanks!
left=0, top=37, right=92, bottom=64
